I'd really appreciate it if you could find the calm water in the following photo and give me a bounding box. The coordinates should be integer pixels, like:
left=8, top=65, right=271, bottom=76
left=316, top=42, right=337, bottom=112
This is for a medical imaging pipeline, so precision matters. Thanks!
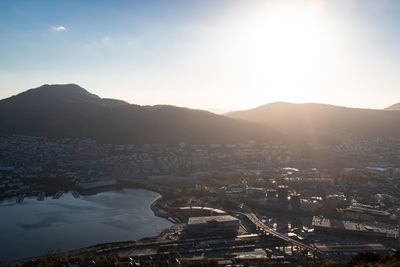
left=0, top=189, right=172, bottom=261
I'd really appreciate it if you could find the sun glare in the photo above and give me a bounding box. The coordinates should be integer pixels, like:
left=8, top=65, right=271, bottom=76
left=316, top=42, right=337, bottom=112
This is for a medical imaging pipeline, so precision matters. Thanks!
left=238, top=3, right=331, bottom=102
left=263, top=6, right=324, bottom=65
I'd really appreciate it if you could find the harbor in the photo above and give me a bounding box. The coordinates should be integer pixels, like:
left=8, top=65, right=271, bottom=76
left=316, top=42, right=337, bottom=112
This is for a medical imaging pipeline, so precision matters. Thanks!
left=14, top=190, right=80, bottom=203
left=52, top=190, right=64, bottom=199
left=0, top=189, right=172, bottom=262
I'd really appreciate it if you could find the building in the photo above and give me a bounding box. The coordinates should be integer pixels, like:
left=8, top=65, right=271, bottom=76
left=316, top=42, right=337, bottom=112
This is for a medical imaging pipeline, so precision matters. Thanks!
left=325, top=193, right=348, bottom=211
left=247, top=187, right=265, bottom=199
left=300, top=198, right=323, bottom=213
left=312, top=216, right=398, bottom=239
left=286, top=177, right=334, bottom=188
left=266, top=189, right=277, bottom=199
left=179, top=206, right=226, bottom=217
left=76, top=177, right=117, bottom=190
left=289, top=193, right=301, bottom=210
left=225, top=190, right=241, bottom=199
left=277, top=185, right=288, bottom=200
left=228, top=180, right=248, bottom=193
left=186, top=215, right=239, bottom=236
left=343, top=206, right=391, bottom=222
left=316, top=243, right=389, bottom=258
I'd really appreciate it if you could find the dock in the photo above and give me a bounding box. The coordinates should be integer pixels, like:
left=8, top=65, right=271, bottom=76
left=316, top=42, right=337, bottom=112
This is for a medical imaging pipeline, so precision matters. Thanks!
left=53, top=190, right=64, bottom=199
left=37, top=192, right=45, bottom=201
left=71, top=190, right=80, bottom=199
left=16, top=194, right=24, bottom=204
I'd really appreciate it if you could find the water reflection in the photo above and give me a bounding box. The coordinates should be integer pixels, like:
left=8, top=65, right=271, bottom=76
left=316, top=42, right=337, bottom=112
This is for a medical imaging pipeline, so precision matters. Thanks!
left=0, top=189, right=172, bottom=261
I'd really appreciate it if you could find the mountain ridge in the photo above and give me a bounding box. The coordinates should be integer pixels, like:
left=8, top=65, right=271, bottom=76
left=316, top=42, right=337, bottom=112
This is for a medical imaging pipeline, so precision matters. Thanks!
left=1, top=84, right=130, bottom=107
left=227, top=101, right=400, bottom=139
left=0, top=84, right=279, bottom=144
left=385, top=103, right=400, bottom=111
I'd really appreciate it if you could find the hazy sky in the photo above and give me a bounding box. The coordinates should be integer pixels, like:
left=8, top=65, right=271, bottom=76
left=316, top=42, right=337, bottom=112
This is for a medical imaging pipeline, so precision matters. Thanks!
left=0, top=0, right=399, bottom=110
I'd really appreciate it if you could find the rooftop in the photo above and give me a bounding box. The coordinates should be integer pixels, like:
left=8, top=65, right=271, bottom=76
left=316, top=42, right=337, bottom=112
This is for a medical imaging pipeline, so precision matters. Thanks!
left=312, top=216, right=398, bottom=237
left=180, top=206, right=226, bottom=214
left=188, top=215, right=238, bottom=225
left=345, top=206, right=390, bottom=216
left=316, top=243, right=387, bottom=253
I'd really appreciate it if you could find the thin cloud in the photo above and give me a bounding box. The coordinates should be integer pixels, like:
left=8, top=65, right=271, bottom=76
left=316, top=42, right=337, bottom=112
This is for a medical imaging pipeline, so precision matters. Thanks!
left=51, top=26, right=67, bottom=32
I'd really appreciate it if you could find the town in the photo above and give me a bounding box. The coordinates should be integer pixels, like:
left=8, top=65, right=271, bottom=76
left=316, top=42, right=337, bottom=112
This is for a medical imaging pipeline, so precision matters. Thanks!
left=1, top=133, right=400, bottom=265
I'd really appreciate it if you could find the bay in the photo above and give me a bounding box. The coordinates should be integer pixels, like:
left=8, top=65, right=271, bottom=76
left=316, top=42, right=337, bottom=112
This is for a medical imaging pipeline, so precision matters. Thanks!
left=0, top=189, right=172, bottom=261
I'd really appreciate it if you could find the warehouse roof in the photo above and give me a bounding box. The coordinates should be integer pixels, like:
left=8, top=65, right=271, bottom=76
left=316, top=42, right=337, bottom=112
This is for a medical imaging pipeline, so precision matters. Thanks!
left=188, top=215, right=238, bottom=225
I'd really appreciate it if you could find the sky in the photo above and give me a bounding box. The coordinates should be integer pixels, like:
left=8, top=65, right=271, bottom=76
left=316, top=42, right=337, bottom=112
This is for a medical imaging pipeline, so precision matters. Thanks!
left=0, top=0, right=399, bottom=111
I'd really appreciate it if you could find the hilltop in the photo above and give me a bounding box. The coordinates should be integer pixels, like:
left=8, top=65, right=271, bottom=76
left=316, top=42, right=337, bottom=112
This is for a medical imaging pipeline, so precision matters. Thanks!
left=227, top=102, right=400, bottom=140
left=0, top=84, right=278, bottom=144
left=385, top=103, right=400, bottom=111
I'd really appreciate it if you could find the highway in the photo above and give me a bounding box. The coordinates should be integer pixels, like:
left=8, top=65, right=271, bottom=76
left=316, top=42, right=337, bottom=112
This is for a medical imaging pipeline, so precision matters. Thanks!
left=96, top=205, right=326, bottom=261
left=238, top=207, right=326, bottom=259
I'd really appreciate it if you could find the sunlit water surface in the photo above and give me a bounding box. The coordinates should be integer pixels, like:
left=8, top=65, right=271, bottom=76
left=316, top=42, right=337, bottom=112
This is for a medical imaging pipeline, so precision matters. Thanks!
left=0, top=189, right=172, bottom=261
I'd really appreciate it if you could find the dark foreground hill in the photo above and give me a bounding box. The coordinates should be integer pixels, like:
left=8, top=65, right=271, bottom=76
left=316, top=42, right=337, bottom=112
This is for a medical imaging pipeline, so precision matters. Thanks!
left=227, top=102, right=400, bottom=140
left=0, top=84, right=278, bottom=144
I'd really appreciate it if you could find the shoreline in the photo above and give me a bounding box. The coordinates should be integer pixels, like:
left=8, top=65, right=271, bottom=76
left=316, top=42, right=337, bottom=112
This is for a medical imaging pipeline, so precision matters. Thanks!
left=0, top=186, right=175, bottom=264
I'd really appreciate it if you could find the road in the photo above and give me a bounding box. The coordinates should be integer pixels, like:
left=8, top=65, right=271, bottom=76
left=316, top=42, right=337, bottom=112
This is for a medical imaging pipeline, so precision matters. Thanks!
left=237, top=206, right=326, bottom=259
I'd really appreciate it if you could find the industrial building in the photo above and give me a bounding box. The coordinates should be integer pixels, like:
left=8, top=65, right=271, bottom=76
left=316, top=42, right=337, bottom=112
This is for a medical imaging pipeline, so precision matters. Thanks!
left=179, top=206, right=226, bottom=217
left=312, top=216, right=398, bottom=239
left=316, top=243, right=389, bottom=257
left=186, top=215, right=239, bottom=236
left=343, top=205, right=391, bottom=222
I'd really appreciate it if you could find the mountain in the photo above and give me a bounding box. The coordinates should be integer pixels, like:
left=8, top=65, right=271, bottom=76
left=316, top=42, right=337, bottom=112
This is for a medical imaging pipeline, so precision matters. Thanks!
left=0, top=84, right=278, bottom=144
left=385, top=103, right=400, bottom=111
left=207, top=108, right=233, bottom=115
left=1, top=84, right=130, bottom=107
left=227, top=102, right=400, bottom=140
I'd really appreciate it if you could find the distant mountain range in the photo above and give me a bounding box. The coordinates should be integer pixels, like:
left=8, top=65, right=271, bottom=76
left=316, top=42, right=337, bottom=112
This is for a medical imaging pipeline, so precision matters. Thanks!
left=0, top=84, right=278, bottom=144
left=385, top=103, right=400, bottom=111
left=227, top=102, right=400, bottom=140
left=206, top=108, right=233, bottom=115
left=2, top=84, right=400, bottom=144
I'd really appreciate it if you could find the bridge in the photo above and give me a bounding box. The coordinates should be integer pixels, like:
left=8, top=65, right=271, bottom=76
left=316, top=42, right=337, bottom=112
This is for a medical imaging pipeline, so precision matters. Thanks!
left=238, top=207, right=326, bottom=260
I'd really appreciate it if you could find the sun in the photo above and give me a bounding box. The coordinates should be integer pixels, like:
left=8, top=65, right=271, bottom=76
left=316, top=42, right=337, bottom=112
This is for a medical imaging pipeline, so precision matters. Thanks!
left=265, top=6, right=323, bottom=60
left=238, top=3, right=331, bottom=102
left=254, top=5, right=326, bottom=71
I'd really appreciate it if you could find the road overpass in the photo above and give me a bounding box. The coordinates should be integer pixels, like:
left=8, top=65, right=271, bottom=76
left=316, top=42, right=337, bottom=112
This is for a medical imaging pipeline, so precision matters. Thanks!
left=238, top=207, right=326, bottom=260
